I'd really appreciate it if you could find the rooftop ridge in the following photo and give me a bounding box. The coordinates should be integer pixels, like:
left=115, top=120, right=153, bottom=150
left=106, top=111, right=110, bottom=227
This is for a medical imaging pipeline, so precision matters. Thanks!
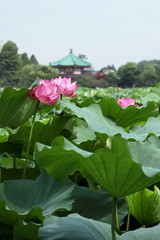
left=49, top=51, right=91, bottom=67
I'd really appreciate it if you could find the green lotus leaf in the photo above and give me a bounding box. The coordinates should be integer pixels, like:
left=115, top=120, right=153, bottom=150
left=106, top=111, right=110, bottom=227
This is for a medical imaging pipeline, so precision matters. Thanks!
left=0, top=87, right=37, bottom=129
left=38, top=214, right=121, bottom=240
left=72, top=186, right=127, bottom=225
left=72, top=186, right=126, bottom=221
left=127, top=186, right=160, bottom=226
left=141, top=86, right=160, bottom=104
left=34, top=137, right=91, bottom=182
left=59, top=99, right=127, bottom=137
left=122, top=225, right=160, bottom=240
left=9, top=115, right=70, bottom=153
left=141, top=92, right=160, bottom=104
left=0, top=128, right=9, bottom=143
left=74, top=124, right=96, bottom=144
left=0, top=200, right=25, bottom=226
left=129, top=115, right=160, bottom=140
left=0, top=170, right=75, bottom=226
left=13, top=220, right=40, bottom=240
left=62, top=97, right=159, bottom=128
left=59, top=99, right=160, bottom=141
left=148, top=136, right=160, bottom=148
left=35, top=136, right=160, bottom=197
left=76, top=96, right=96, bottom=108
left=99, top=98, right=158, bottom=127
left=130, top=140, right=160, bottom=177
left=80, top=136, right=160, bottom=197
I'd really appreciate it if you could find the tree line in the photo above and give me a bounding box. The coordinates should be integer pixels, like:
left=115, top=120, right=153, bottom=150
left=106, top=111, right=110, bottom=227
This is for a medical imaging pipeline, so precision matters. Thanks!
left=0, top=41, right=59, bottom=87
left=0, top=40, right=160, bottom=88
left=78, top=61, right=160, bottom=88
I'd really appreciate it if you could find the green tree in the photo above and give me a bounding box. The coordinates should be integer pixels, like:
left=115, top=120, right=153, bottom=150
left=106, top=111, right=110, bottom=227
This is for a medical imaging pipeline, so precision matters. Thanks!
left=30, top=54, right=38, bottom=64
left=138, top=64, right=160, bottom=87
left=104, top=65, right=116, bottom=72
left=106, top=70, right=119, bottom=87
left=19, top=53, right=30, bottom=66
left=137, top=60, right=149, bottom=71
left=138, top=60, right=160, bottom=71
left=118, top=62, right=140, bottom=88
left=19, top=64, right=59, bottom=87
left=0, top=41, right=21, bottom=86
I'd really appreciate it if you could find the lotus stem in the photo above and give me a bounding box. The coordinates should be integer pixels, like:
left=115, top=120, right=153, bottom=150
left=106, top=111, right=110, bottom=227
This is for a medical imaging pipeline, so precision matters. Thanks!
left=111, top=197, right=117, bottom=240
left=22, top=101, right=39, bottom=179
left=126, top=208, right=130, bottom=231
left=115, top=201, right=119, bottom=230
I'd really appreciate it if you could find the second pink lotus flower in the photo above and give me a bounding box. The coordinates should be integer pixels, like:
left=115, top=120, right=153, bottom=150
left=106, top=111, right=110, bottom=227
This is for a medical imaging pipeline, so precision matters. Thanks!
left=30, top=77, right=78, bottom=105
left=52, top=77, right=77, bottom=98
left=117, top=97, right=139, bottom=108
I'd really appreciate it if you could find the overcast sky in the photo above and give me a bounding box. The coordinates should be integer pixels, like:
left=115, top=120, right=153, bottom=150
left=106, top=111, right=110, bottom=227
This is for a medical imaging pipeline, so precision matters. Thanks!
left=1, top=0, right=160, bottom=70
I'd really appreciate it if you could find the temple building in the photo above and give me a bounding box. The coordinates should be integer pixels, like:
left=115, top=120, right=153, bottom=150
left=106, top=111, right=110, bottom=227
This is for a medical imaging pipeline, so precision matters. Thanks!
left=95, top=69, right=109, bottom=79
left=49, top=50, right=91, bottom=76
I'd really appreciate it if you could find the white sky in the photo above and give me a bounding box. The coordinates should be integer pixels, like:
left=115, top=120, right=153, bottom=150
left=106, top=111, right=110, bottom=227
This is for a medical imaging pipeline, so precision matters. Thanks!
left=1, top=0, right=160, bottom=70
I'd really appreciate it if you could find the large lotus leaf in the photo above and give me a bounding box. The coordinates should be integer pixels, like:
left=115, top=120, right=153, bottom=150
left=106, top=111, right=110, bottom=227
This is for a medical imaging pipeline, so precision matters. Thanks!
left=99, top=98, right=158, bottom=127
left=35, top=136, right=160, bottom=197
left=129, top=115, right=160, bottom=140
left=0, top=87, right=38, bottom=128
left=100, top=201, right=128, bottom=226
left=0, top=128, right=9, bottom=143
left=127, top=186, right=160, bottom=226
left=73, top=124, right=96, bottom=144
left=13, top=220, right=40, bottom=240
left=122, top=225, right=160, bottom=240
left=141, top=85, right=160, bottom=104
left=72, top=186, right=126, bottom=221
left=148, top=135, right=160, bottom=148
left=0, top=170, right=75, bottom=226
left=76, top=96, right=96, bottom=107
left=39, top=216, right=160, bottom=240
left=9, top=115, right=70, bottom=153
left=129, top=140, right=160, bottom=176
left=59, top=99, right=160, bottom=141
left=38, top=214, right=121, bottom=240
left=34, top=137, right=91, bottom=182
left=59, top=99, right=128, bottom=138
left=141, top=92, right=160, bottom=104
left=0, top=200, right=25, bottom=226
left=80, top=136, right=160, bottom=197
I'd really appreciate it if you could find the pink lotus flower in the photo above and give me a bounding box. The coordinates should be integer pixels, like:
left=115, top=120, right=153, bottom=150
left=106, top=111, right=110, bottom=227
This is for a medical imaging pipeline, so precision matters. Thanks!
left=117, top=97, right=139, bottom=108
left=30, top=77, right=78, bottom=105
left=51, top=76, right=78, bottom=98
left=30, top=80, right=61, bottom=105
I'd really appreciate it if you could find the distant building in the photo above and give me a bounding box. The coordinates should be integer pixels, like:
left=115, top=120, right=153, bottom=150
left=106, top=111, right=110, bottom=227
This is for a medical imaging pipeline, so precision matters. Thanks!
left=95, top=69, right=109, bottom=79
left=49, top=49, right=92, bottom=76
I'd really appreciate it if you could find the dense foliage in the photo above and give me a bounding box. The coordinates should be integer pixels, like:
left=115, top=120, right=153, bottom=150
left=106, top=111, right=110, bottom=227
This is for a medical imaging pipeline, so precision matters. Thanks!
left=0, top=41, right=21, bottom=86
left=1, top=40, right=160, bottom=88
left=0, top=84, right=160, bottom=239
left=0, top=41, right=59, bottom=87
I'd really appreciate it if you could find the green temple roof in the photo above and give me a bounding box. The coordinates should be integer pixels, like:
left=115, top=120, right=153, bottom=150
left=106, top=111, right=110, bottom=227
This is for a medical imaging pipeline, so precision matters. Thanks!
left=49, top=51, right=91, bottom=67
